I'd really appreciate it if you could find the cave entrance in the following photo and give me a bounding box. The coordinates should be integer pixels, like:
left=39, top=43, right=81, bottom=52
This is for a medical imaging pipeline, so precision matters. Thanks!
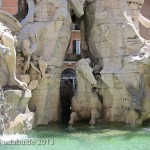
left=60, top=69, right=77, bottom=122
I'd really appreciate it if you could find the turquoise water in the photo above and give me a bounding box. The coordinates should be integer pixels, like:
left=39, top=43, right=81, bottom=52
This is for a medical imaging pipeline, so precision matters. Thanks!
left=1, top=122, right=150, bottom=150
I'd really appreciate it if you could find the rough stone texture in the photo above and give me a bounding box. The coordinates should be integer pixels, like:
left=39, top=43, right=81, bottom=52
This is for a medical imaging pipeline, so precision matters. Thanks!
left=0, top=89, right=33, bottom=134
left=6, top=112, right=34, bottom=134
left=20, top=74, right=30, bottom=85
left=80, top=0, right=150, bottom=125
left=5, top=0, right=149, bottom=126
left=5, top=90, right=33, bottom=133
left=28, top=80, right=38, bottom=90
left=17, top=0, right=86, bottom=126
left=4, top=90, right=32, bottom=114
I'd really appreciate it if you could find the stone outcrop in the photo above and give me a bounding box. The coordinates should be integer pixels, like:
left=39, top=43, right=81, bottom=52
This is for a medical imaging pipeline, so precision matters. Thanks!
left=16, top=0, right=86, bottom=126
left=13, top=0, right=150, bottom=126
left=4, top=90, right=34, bottom=134
left=0, top=0, right=149, bottom=128
left=80, top=0, right=150, bottom=125
left=0, top=89, right=33, bottom=134
left=6, top=111, right=34, bottom=134
left=4, top=90, right=32, bottom=114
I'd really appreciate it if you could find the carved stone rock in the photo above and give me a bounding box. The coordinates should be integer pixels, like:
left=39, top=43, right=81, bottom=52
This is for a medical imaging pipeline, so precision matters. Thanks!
left=0, top=88, right=33, bottom=134
left=20, top=74, right=31, bottom=85
left=6, top=112, right=34, bottom=134
left=17, top=0, right=86, bottom=126
left=28, top=80, right=38, bottom=90
left=4, top=90, right=32, bottom=114
left=81, top=0, right=150, bottom=125
left=11, top=0, right=150, bottom=126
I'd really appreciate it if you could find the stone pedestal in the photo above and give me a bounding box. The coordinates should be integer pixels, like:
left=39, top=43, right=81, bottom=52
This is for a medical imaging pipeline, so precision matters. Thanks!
left=0, top=89, right=34, bottom=134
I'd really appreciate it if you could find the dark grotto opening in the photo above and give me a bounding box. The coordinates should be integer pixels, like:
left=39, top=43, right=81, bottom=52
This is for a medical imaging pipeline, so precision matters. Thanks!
left=60, top=69, right=77, bottom=122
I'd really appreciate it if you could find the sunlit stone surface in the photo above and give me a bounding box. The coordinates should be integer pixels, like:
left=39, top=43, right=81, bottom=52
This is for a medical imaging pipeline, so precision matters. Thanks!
left=0, top=0, right=150, bottom=134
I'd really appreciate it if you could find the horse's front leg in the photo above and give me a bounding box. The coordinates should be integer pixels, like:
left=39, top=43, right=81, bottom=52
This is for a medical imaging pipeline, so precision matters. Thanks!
left=89, top=109, right=100, bottom=125
left=69, top=112, right=79, bottom=125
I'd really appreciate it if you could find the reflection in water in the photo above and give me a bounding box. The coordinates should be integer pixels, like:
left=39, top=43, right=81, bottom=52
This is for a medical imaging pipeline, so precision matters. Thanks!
left=1, top=122, right=150, bottom=150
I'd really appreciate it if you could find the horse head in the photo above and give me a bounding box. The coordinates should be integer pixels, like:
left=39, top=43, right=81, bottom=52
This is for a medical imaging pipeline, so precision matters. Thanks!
left=76, top=58, right=97, bottom=88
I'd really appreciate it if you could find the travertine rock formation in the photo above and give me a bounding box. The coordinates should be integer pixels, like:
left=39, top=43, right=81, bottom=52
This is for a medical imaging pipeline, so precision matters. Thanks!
left=16, top=0, right=86, bottom=125
left=7, top=112, right=34, bottom=134
left=69, top=58, right=102, bottom=125
left=4, top=89, right=33, bottom=131
left=80, top=0, right=150, bottom=125
left=0, top=89, right=33, bottom=134
left=12, top=0, right=150, bottom=126
left=4, top=90, right=32, bottom=114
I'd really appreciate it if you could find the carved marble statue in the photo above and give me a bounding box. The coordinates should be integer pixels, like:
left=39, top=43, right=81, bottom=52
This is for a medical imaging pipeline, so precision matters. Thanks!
left=0, top=12, right=27, bottom=90
left=69, top=58, right=102, bottom=125
left=0, top=11, right=34, bottom=134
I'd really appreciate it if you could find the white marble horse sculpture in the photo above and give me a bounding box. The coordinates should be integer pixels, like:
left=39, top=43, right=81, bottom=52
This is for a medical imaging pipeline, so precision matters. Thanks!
left=69, top=58, right=102, bottom=125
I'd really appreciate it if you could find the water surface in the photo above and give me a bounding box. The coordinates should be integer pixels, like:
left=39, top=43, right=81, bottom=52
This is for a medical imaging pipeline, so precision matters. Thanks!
left=0, top=122, right=150, bottom=150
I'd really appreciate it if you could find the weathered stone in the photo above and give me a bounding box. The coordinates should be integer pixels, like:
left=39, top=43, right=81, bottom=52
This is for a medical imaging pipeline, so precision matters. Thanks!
left=126, top=109, right=139, bottom=125
left=4, top=90, right=32, bottom=114
left=28, top=80, right=38, bottom=90
left=80, top=0, right=150, bottom=124
left=0, top=118, right=5, bottom=134
left=20, top=74, right=30, bottom=85
left=0, top=0, right=149, bottom=127
left=6, top=112, right=34, bottom=134
left=17, top=0, right=86, bottom=126
left=0, top=88, right=33, bottom=134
